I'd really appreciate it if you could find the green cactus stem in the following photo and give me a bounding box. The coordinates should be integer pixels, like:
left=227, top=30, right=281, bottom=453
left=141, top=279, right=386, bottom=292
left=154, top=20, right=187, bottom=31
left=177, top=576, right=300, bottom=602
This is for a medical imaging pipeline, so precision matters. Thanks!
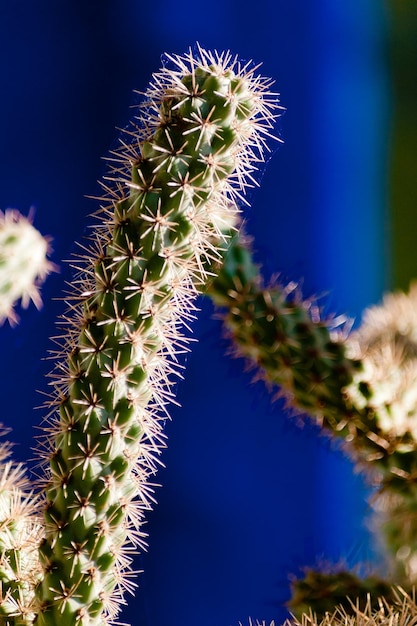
left=34, top=46, right=278, bottom=626
left=0, top=210, right=55, bottom=326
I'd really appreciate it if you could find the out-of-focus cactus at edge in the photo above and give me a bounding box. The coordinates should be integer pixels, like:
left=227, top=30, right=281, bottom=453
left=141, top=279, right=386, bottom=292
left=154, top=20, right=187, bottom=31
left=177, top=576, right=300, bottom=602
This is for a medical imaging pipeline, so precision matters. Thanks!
left=0, top=45, right=279, bottom=625
left=0, top=433, right=43, bottom=624
left=1, top=42, right=417, bottom=626
left=0, top=210, right=55, bottom=326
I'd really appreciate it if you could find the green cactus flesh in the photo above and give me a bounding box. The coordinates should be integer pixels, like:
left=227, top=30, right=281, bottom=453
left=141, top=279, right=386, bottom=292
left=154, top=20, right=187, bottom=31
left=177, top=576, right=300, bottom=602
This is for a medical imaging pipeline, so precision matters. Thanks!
left=33, top=47, right=277, bottom=625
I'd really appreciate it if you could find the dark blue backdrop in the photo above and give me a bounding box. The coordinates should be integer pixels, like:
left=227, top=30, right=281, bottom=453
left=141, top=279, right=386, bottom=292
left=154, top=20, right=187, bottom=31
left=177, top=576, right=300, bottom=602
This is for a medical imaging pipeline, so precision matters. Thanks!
left=0, top=2, right=390, bottom=625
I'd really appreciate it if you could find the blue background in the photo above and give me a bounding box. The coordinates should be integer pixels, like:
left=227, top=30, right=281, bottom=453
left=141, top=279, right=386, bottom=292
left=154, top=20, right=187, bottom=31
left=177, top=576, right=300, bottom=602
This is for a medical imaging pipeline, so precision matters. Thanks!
left=0, top=2, right=391, bottom=625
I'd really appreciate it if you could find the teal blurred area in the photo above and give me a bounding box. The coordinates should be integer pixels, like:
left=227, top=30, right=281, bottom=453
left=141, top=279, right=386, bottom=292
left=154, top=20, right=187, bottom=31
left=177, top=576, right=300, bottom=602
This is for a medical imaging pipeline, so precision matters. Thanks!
left=0, top=2, right=390, bottom=625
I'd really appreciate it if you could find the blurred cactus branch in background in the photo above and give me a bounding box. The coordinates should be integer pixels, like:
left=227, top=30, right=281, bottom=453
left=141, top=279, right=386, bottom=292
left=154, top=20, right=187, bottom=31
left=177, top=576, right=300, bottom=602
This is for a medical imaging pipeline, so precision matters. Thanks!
left=208, top=234, right=417, bottom=614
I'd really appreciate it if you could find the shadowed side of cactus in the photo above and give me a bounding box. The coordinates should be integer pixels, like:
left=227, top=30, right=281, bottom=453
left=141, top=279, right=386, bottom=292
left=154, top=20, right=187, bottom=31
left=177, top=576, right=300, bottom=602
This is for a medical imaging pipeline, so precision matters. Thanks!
left=32, top=46, right=279, bottom=626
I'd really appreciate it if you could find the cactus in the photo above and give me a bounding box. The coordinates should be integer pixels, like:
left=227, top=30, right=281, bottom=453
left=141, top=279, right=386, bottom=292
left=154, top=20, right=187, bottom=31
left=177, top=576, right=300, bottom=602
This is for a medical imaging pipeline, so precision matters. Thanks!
left=208, top=234, right=362, bottom=434
left=0, top=210, right=55, bottom=326
left=208, top=234, right=417, bottom=613
left=209, top=236, right=417, bottom=491
left=0, top=45, right=276, bottom=626
left=2, top=42, right=417, bottom=626
left=346, top=286, right=417, bottom=583
left=285, top=588, right=417, bottom=626
left=287, top=569, right=396, bottom=620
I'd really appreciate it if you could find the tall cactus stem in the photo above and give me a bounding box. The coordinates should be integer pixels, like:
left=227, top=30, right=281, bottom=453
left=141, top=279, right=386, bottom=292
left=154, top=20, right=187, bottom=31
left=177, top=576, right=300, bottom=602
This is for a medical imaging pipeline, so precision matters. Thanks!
left=34, top=45, right=279, bottom=625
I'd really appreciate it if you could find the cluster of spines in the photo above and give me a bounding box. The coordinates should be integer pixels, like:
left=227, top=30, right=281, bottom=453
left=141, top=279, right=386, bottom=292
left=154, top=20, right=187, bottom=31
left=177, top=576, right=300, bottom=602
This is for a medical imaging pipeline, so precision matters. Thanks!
left=346, top=286, right=417, bottom=584
left=32, top=46, right=278, bottom=626
left=2, top=44, right=417, bottom=626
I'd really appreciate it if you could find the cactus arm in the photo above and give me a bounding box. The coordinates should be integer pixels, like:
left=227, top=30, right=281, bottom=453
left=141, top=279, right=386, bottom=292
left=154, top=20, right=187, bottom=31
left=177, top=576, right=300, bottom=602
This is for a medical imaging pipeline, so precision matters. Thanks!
left=285, top=588, right=417, bottom=626
left=207, top=234, right=367, bottom=444
left=33, top=46, right=278, bottom=626
left=209, top=237, right=417, bottom=609
left=0, top=210, right=55, bottom=326
left=208, top=237, right=417, bottom=493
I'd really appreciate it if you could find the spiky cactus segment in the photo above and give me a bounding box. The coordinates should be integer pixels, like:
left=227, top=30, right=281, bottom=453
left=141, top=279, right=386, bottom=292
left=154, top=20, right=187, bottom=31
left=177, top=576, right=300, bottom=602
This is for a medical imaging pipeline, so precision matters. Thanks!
left=346, top=285, right=417, bottom=486
left=0, top=210, right=55, bottom=326
left=34, top=46, right=278, bottom=625
left=209, top=242, right=417, bottom=488
left=345, top=285, right=417, bottom=584
left=373, top=489, right=417, bottom=584
left=285, top=588, right=417, bottom=626
left=210, top=245, right=417, bottom=598
left=0, top=432, right=43, bottom=625
left=208, top=235, right=362, bottom=432
left=288, top=569, right=398, bottom=621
